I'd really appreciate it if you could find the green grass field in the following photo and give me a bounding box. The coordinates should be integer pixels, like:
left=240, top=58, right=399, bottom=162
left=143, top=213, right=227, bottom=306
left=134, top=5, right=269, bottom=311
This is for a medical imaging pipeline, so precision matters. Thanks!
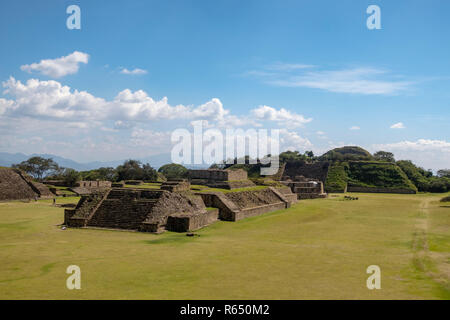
left=0, top=193, right=448, bottom=299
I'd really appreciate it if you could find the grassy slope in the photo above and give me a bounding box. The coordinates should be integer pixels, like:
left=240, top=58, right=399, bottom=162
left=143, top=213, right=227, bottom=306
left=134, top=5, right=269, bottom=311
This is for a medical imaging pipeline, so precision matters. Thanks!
left=347, top=161, right=417, bottom=191
left=0, top=194, right=448, bottom=299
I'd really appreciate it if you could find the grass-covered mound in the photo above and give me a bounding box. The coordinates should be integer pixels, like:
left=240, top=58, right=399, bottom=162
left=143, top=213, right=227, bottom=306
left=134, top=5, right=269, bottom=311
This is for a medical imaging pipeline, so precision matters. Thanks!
left=320, top=146, right=373, bottom=161
left=347, top=161, right=417, bottom=192
left=440, top=196, right=450, bottom=202
left=325, top=162, right=349, bottom=193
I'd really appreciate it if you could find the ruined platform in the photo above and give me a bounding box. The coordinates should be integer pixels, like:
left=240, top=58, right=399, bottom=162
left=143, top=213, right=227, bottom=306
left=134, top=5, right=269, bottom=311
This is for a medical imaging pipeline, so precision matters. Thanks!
left=65, top=188, right=214, bottom=233
left=189, top=169, right=255, bottom=189
left=197, top=187, right=297, bottom=221
left=281, top=176, right=327, bottom=199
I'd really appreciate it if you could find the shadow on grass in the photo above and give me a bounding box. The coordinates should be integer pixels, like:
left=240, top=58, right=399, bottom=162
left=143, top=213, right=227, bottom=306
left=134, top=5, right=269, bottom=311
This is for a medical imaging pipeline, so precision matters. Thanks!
left=142, top=234, right=201, bottom=245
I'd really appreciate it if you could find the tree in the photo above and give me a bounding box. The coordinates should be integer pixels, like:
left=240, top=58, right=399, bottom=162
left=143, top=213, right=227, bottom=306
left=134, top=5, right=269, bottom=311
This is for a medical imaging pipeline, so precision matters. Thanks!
left=437, top=169, right=450, bottom=178
left=12, top=157, right=59, bottom=180
left=61, top=168, right=80, bottom=187
left=80, top=167, right=116, bottom=181
left=158, top=163, right=188, bottom=180
left=116, top=160, right=157, bottom=182
left=305, top=151, right=314, bottom=158
left=373, top=151, right=395, bottom=162
left=142, top=163, right=158, bottom=181
left=279, top=151, right=306, bottom=163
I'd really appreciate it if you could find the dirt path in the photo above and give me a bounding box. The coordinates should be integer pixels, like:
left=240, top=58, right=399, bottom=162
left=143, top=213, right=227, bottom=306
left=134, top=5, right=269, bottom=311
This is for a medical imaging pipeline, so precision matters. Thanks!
left=412, top=198, right=430, bottom=272
left=413, top=197, right=449, bottom=296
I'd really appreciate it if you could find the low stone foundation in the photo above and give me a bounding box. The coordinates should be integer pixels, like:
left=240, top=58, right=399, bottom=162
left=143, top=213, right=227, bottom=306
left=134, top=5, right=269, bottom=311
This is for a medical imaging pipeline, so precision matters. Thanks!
left=166, top=208, right=219, bottom=232
left=197, top=187, right=295, bottom=221
left=281, top=176, right=327, bottom=200
left=161, top=180, right=190, bottom=192
left=189, top=169, right=255, bottom=190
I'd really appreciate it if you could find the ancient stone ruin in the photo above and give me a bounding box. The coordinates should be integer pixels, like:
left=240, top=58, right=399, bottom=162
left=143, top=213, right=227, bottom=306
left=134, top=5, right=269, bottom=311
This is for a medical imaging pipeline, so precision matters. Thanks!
left=281, top=161, right=330, bottom=184
left=281, top=175, right=327, bottom=199
left=70, top=180, right=112, bottom=195
left=0, top=167, right=53, bottom=201
left=197, top=187, right=297, bottom=221
left=65, top=188, right=212, bottom=233
left=65, top=183, right=298, bottom=233
left=160, top=180, right=191, bottom=192
left=189, top=169, right=255, bottom=189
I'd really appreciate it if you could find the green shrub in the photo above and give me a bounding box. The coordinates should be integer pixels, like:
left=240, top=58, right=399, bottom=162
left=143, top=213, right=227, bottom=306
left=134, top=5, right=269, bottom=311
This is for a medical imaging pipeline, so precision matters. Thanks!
left=325, top=162, right=348, bottom=192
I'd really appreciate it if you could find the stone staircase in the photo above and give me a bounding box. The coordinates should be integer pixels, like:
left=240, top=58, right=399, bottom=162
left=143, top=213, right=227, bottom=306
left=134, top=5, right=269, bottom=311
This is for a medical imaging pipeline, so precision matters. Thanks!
left=87, top=189, right=162, bottom=230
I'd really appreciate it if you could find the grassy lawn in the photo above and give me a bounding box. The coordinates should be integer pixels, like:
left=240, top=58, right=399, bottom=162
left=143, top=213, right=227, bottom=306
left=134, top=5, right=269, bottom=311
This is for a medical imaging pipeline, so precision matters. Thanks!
left=0, top=193, right=448, bottom=299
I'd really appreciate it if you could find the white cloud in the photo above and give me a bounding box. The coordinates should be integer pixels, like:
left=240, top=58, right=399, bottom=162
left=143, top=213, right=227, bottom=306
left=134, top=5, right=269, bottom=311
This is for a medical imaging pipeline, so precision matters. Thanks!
left=0, top=98, right=14, bottom=115
left=372, top=139, right=450, bottom=171
left=1, top=78, right=313, bottom=132
left=20, top=51, right=89, bottom=78
left=316, top=131, right=326, bottom=135
left=130, top=128, right=171, bottom=147
left=0, top=77, right=317, bottom=162
left=0, top=77, right=229, bottom=122
left=251, top=105, right=312, bottom=128
left=266, top=62, right=315, bottom=71
left=2, top=77, right=106, bottom=119
left=120, top=68, right=148, bottom=75
left=350, top=126, right=360, bottom=130
left=375, top=139, right=450, bottom=152
left=279, top=129, right=312, bottom=151
left=390, top=122, right=406, bottom=129
left=249, top=65, right=413, bottom=95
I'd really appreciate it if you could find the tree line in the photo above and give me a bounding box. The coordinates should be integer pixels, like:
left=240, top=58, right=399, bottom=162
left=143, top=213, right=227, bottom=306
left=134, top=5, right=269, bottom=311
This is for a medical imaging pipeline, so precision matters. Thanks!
left=12, top=157, right=188, bottom=187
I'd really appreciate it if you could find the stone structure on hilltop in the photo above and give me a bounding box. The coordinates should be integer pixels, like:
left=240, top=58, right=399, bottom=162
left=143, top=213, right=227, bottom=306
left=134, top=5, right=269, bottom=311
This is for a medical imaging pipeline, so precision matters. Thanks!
left=281, top=175, right=327, bottom=199
left=189, top=169, right=255, bottom=189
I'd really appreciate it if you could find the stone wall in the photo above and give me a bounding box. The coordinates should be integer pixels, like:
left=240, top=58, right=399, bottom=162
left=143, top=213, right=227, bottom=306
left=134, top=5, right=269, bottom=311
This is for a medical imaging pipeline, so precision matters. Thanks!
left=197, top=188, right=292, bottom=221
left=161, top=180, right=190, bottom=192
left=166, top=209, right=219, bottom=232
left=281, top=178, right=327, bottom=200
left=197, top=192, right=242, bottom=221
left=282, top=161, right=330, bottom=183
left=77, top=181, right=112, bottom=188
left=189, top=169, right=255, bottom=189
left=189, top=169, right=248, bottom=181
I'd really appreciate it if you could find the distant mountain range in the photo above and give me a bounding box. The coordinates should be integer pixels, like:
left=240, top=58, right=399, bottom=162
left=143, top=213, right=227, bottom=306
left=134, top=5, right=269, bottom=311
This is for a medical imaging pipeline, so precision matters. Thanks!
left=0, top=152, right=207, bottom=171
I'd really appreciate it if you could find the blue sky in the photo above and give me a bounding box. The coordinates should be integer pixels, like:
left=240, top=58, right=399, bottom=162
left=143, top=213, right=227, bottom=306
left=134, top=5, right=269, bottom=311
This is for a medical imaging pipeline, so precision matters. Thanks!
left=0, top=0, right=449, bottom=170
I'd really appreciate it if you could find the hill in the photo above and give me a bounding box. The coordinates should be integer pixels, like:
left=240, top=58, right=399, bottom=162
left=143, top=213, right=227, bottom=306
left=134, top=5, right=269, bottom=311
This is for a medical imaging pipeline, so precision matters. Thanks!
left=325, top=161, right=417, bottom=193
left=346, top=161, right=417, bottom=193
left=320, top=146, right=373, bottom=161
